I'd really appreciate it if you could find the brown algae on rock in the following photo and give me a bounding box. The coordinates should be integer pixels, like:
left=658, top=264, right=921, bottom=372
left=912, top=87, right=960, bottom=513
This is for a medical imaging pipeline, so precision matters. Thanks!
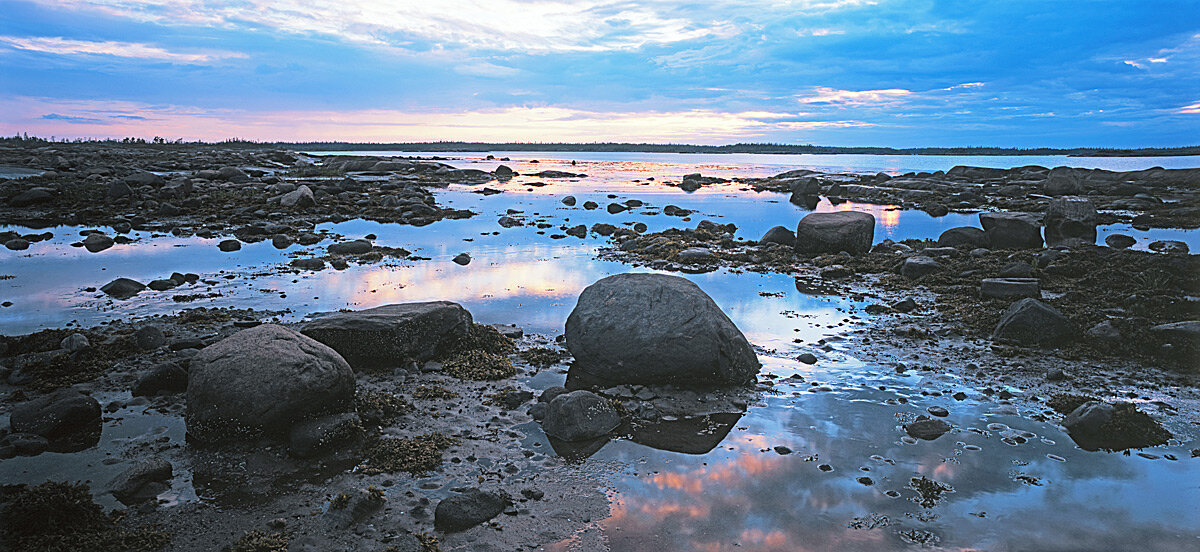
left=231, top=530, right=289, bottom=552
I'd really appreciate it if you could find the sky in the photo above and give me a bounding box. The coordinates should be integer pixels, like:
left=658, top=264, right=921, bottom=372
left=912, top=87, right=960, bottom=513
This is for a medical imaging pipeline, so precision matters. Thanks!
left=0, top=0, right=1197, bottom=147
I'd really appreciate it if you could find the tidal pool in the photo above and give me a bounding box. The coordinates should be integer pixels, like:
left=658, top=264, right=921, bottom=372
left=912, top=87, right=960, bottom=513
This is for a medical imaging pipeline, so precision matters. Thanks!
left=1, top=153, right=1197, bottom=550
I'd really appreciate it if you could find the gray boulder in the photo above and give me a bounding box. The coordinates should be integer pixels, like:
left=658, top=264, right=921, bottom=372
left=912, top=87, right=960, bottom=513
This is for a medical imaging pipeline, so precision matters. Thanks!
left=108, top=180, right=133, bottom=200
left=217, top=239, right=241, bottom=252
left=217, top=166, right=250, bottom=183
left=758, top=226, right=795, bottom=247
left=541, top=390, right=621, bottom=442
left=677, top=247, right=714, bottom=262
left=979, top=212, right=1043, bottom=249
left=992, top=298, right=1076, bottom=345
left=931, top=226, right=988, bottom=248
left=132, top=362, right=188, bottom=396
left=9, top=189, right=54, bottom=207
left=327, top=239, right=372, bottom=255
left=280, top=185, right=315, bottom=208
left=901, top=256, right=939, bottom=280
left=1063, top=401, right=1114, bottom=434
left=565, top=273, right=759, bottom=386
left=434, top=488, right=510, bottom=533
left=82, top=233, right=115, bottom=252
left=60, top=333, right=90, bottom=352
left=794, top=211, right=875, bottom=255
left=100, top=277, right=145, bottom=299
left=108, top=459, right=172, bottom=505
left=186, top=324, right=355, bottom=441
left=300, top=302, right=473, bottom=370
left=1086, top=320, right=1121, bottom=341
left=1044, top=197, right=1097, bottom=247
left=10, top=388, right=101, bottom=440
left=452, top=253, right=471, bottom=265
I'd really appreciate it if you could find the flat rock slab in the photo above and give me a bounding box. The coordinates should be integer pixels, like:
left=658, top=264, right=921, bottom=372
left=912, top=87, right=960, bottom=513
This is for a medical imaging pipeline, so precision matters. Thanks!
left=434, top=488, right=510, bottom=532
left=980, top=278, right=1040, bottom=300
left=300, top=302, right=473, bottom=370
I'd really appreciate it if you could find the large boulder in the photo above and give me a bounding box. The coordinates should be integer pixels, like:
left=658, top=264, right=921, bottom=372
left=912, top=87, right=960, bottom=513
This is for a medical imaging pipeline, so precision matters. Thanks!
left=937, top=227, right=988, bottom=248
left=1043, top=197, right=1097, bottom=247
left=979, top=212, right=1043, bottom=249
left=992, top=298, right=1076, bottom=346
left=980, top=278, right=1040, bottom=300
left=186, top=324, right=355, bottom=441
left=901, top=256, right=939, bottom=280
left=564, top=273, right=759, bottom=386
left=794, top=211, right=875, bottom=255
left=300, top=302, right=473, bottom=370
left=541, top=390, right=621, bottom=442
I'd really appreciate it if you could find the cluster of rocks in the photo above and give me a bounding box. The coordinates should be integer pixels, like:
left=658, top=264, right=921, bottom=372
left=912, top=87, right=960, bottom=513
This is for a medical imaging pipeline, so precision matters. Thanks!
left=742, top=165, right=1200, bottom=230
left=0, top=143, right=489, bottom=247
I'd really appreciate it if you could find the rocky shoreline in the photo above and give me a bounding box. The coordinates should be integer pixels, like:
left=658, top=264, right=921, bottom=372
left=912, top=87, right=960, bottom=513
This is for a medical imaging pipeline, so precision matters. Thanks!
left=1, top=142, right=1198, bottom=551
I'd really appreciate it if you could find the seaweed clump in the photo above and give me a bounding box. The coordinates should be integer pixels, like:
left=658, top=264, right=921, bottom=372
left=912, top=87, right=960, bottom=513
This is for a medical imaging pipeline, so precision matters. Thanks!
left=0, top=481, right=170, bottom=552
left=438, top=324, right=517, bottom=381
left=1047, top=393, right=1096, bottom=414
left=518, top=347, right=568, bottom=368
left=356, top=391, right=411, bottom=426
left=908, top=476, right=953, bottom=508
left=231, top=530, right=288, bottom=552
left=1087, top=404, right=1172, bottom=451
left=362, top=434, right=461, bottom=475
left=413, top=385, right=458, bottom=400
left=442, top=350, right=516, bottom=381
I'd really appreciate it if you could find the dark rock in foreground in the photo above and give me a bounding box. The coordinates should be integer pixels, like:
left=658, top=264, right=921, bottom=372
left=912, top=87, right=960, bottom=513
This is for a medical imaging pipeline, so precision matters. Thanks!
left=186, top=324, right=355, bottom=441
left=937, top=226, right=988, bottom=248
left=541, top=390, right=621, bottom=442
left=794, top=211, right=875, bottom=255
left=10, top=388, right=101, bottom=441
left=300, top=302, right=473, bottom=370
left=992, top=298, right=1075, bottom=346
left=565, top=273, right=760, bottom=386
left=434, top=488, right=510, bottom=532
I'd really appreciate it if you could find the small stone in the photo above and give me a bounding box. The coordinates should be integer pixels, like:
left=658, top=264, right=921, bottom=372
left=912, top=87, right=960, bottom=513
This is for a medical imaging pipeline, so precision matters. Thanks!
left=452, top=253, right=471, bottom=265
left=926, top=406, right=949, bottom=417
left=905, top=418, right=951, bottom=440
left=218, top=239, right=241, bottom=252
left=797, top=353, right=818, bottom=365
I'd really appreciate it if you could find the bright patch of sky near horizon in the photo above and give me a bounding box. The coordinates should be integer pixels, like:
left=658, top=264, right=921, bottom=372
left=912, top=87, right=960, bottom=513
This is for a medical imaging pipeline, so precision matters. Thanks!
left=0, top=0, right=1197, bottom=147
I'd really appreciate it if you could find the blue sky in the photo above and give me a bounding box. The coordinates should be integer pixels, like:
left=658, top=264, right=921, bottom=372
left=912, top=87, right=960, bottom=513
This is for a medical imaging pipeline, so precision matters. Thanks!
left=0, top=0, right=1196, bottom=146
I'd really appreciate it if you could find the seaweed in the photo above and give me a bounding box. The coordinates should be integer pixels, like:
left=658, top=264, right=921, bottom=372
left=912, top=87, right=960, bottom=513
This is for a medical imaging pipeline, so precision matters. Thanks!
left=0, top=481, right=170, bottom=552
left=908, top=476, right=953, bottom=508
left=231, top=530, right=288, bottom=552
left=1047, top=393, right=1097, bottom=414
left=518, top=347, right=567, bottom=368
left=442, top=350, right=516, bottom=381
left=413, top=385, right=458, bottom=400
left=361, top=434, right=460, bottom=475
left=356, top=391, right=411, bottom=425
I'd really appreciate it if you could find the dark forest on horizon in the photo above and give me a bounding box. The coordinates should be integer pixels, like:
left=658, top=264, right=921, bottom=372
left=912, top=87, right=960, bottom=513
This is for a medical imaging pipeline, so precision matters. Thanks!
left=4, top=135, right=1198, bottom=157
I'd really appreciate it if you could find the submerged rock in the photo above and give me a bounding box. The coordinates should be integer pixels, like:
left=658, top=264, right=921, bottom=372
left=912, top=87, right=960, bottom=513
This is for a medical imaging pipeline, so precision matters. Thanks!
left=541, top=390, right=621, bottom=442
left=327, top=239, right=372, bottom=255
left=186, top=324, right=355, bottom=441
left=1104, top=234, right=1136, bottom=249
left=794, top=211, right=875, bottom=255
left=992, top=298, right=1075, bottom=346
left=565, top=273, right=760, bottom=386
left=300, top=302, right=473, bottom=370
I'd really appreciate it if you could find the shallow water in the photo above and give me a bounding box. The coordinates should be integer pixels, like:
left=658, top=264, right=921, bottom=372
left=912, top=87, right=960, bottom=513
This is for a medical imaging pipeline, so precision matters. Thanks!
left=2, top=153, right=1198, bottom=549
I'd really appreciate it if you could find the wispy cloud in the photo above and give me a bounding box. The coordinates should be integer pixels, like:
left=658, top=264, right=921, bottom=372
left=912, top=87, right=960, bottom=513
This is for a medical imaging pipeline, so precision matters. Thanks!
left=40, top=113, right=102, bottom=123
left=1178, top=102, right=1200, bottom=114
left=22, top=0, right=867, bottom=53
left=0, top=35, right=246, bottom=63
left=796, top=87, right=913, bottom=107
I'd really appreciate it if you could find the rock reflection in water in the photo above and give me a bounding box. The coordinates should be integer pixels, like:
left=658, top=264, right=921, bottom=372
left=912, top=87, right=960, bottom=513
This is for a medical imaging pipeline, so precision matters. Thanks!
left=629, top=413, right=743, bottom=455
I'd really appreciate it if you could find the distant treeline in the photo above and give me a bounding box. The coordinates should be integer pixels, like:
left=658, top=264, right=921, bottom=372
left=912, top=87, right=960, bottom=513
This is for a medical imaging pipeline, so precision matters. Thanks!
left=4, top=135, right=1198, bottom=157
